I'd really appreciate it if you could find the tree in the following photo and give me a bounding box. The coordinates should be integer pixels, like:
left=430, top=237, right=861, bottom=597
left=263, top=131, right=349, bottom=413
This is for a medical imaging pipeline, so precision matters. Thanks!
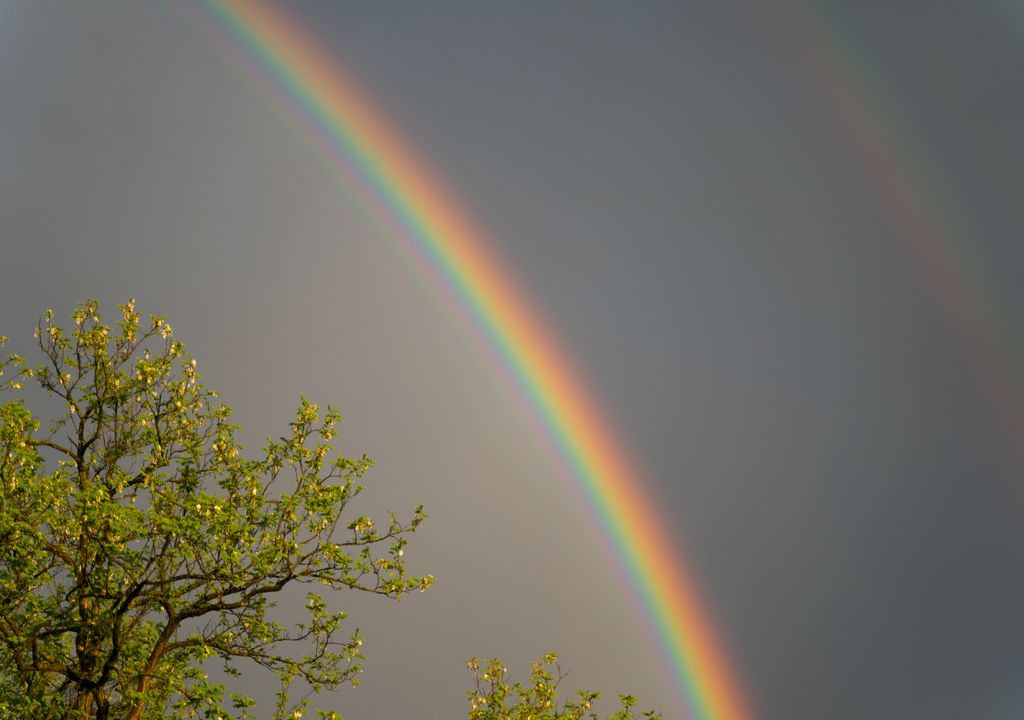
left=0, top=300, right=433, bottom=719
left=462, top=654, right=661, bottom=720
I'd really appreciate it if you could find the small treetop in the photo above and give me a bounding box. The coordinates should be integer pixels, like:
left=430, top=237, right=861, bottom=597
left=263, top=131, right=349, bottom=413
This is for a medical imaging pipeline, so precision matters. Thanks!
left=0, top=300, right=432, bottom=720
left=463, top=654, right=662, bottom=720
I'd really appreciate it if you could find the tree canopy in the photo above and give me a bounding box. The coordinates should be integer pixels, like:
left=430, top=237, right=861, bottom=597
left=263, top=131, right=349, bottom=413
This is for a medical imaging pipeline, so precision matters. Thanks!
left=0, top=300, right=431, bottom=719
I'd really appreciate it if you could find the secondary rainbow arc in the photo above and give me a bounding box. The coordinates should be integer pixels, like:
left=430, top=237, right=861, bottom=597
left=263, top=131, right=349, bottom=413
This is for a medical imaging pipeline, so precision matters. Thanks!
left=193, top=1, right=753, bottom=719
left=783, top=0, right=1024, bottom=461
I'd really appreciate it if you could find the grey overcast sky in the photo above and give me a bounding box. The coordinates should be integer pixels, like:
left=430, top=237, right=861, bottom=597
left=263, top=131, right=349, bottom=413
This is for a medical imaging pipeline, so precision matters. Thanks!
left=3, top=2, right=1024, bottom=719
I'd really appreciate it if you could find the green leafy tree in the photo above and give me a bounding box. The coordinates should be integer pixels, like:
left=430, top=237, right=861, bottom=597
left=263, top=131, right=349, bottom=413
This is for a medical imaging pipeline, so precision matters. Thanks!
left=0, top=301, right=432, bottom=720
left=462, top=654, right=661, bottom=720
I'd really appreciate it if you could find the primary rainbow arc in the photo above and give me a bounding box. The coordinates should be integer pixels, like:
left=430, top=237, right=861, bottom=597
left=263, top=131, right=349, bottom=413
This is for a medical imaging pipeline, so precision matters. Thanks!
left=196, top=1, right=752, bottom=719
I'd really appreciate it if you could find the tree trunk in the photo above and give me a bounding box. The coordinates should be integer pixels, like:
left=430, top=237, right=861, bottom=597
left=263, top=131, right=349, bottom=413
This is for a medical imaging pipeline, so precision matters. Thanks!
left=73, top=687, right=94, bottom=718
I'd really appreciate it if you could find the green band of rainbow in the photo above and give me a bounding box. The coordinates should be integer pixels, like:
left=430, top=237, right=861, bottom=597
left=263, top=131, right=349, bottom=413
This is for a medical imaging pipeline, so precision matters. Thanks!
left=194, top=1, right=753, bottom=719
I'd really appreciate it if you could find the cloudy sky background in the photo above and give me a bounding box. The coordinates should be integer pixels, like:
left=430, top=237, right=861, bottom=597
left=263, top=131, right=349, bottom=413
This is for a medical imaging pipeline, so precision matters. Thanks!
left=2, top=2, right=1024, bottom=718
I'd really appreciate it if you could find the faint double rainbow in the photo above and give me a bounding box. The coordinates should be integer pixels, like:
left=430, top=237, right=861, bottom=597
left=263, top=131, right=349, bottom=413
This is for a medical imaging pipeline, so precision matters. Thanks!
left=783, top=1, right=1024, bottom=460
left=190, top=1, right=751, bottom=719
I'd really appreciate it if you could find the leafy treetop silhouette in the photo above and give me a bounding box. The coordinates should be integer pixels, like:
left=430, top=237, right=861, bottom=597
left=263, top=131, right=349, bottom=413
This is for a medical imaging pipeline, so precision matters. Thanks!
left=0, top=300, right=431, bottom=720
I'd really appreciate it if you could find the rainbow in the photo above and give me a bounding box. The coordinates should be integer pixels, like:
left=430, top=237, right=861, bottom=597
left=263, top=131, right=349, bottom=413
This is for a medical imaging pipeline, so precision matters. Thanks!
left=781, top=1, right=1024, bottom=460
left=189, top=1, right=752, bottom=719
